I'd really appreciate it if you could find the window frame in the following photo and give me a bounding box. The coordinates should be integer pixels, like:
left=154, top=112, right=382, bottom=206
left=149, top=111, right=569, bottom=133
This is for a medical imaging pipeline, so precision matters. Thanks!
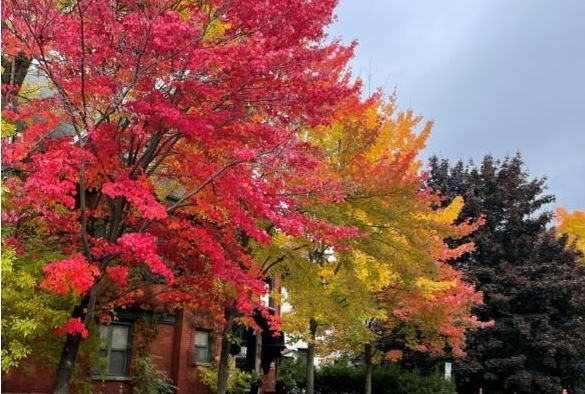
left=94, top=321, right=133, bottom=379
left=262, top=277, right=276, bottom=310
left=193, top=328, right=213, bottom=365
left=267, top=277, right=275, bottom=309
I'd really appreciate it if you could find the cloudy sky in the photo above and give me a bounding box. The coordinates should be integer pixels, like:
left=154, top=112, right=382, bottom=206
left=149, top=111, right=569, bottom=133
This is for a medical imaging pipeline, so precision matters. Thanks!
left=328, top=0, right=585, bottom=212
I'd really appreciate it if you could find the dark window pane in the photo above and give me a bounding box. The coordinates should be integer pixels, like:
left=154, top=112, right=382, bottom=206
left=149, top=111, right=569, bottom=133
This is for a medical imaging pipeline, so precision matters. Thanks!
left=194, top=330, right=211, bottom=363
left=94, top=323, right=131, bottom=377
left=109, top=351, right=126, bottom=375
left=196, top=346, right=209, bottom=363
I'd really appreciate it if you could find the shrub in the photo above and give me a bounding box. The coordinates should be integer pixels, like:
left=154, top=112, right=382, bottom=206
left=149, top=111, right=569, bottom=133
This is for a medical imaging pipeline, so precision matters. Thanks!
left=314, top=362, right=456, bottom=394
left=131, top=355, right=175, bottom=394
left=276, top=356, right=307, bottom=394
left=199, top=356, right=259, bottom=394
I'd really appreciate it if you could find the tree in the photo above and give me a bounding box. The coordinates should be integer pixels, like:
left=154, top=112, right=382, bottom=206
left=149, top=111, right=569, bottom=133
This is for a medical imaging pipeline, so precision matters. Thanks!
left=556, top=207, right=585, bottom=263
left=0, top=247, right=69, bottom=371
left=355, top=190, right=489, bottom=394
left=1, top=65, right=72, bottom=374
left=263, top=95, right=487, bottom=394
left=426, top=155, right=585, bottom=394
left=1, top=1, right=358, bottom=392
left=313, top=97, right=488, bottom=394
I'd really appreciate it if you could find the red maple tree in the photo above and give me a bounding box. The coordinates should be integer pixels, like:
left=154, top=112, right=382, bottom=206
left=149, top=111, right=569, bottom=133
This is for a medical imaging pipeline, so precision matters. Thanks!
left=2, top=0, right=359, bottom=392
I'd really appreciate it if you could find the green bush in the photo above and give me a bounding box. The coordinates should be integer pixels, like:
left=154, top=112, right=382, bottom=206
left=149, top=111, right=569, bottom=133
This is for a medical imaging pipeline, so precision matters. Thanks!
left=276, top=356, right=307, bottom=394
left=199, top=356, right=260, bottom=394
left=314, top=362, right=456, bottom=394
left=131, top=355, right=175, bottom=394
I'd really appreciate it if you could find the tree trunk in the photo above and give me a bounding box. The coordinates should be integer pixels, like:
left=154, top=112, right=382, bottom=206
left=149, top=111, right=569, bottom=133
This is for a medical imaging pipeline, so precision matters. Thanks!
left=1, top=51, right=31, bottom=109
left=306, top=319, right=317, bottom=394
left=364, top=343, right=373, bottom=394
left=52, top=332, right=83, bottom=394
left=52, top=302, right=88, bottom=394
left=217, top=310, right=235, bottom=394
left=52, top=282, right=99, bottom=394
left=255, top=330, right=263, bottom=394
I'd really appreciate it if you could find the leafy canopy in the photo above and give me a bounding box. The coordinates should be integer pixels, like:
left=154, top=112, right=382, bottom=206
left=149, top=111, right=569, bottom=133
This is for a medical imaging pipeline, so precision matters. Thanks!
left=556, top=207, right=585, bottom=263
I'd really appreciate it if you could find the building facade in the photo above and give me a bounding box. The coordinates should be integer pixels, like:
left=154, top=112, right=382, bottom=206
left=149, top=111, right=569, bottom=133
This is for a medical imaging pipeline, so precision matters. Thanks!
left=2, top=282, right=284, bottom=393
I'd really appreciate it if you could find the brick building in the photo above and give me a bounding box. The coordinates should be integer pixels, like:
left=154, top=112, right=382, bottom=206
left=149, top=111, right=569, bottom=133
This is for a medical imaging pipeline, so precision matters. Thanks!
left=2, top=281, right=285, bottom=394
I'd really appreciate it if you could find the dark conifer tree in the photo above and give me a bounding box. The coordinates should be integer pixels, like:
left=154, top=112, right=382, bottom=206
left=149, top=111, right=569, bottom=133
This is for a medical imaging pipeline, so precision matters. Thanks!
left=425, top=154, right=585, bottom=394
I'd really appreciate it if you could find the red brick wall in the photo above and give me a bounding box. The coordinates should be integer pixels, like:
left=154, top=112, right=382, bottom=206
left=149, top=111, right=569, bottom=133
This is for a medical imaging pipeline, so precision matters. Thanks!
left=2, top=319, right=192, bottom=393
left=2, top=305, right=279, bottom=394
left=174, top=309, right=217, bottom=394
left=262, top=366, right=278, bottom=393
left=149, top=324, right=174, bottom=374
left=1, top=358, right=55, bottom=393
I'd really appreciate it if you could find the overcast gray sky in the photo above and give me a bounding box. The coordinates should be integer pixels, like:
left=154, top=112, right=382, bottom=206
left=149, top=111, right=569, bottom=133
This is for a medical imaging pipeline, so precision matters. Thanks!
left=328, top=0, right=585, bottom=212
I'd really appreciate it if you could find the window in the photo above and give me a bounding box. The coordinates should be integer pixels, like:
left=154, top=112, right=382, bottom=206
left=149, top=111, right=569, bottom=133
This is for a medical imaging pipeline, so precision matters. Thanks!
left=96, top=323, right=132, bottom=377
left=261, top=277, right=275, bottom=309
left=194, top=330, right=212, bottom=364
left=234, top=345, right=248, bottom=369
left=268, top=278, right=275, bottom=309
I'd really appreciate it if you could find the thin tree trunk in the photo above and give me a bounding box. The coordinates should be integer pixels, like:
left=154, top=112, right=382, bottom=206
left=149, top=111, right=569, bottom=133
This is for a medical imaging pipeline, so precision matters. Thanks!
left=52, top=332, right=83, bottom=394
left=306, top=319, right=317, bottom=394
left=364, top=343, right=373, bottom=394
left=255, top=331, right=263, bottom=394
left=52, top=301, right=88, bottom=394
left=1, top=52, right=31, bottom=109
left=217, top=310, right=235, bottom=394
left=52, top=279, right=100, bottom=393
left=1, top=52, right=31, bottom=140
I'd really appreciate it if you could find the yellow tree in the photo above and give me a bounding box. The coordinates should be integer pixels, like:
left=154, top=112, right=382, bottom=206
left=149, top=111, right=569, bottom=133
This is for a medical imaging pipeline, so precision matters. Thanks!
left=317, top=95, right=488, bottom=394
left=556, top=208, right=585, bottom=263
left=258, top=94, right=486, bottom=394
